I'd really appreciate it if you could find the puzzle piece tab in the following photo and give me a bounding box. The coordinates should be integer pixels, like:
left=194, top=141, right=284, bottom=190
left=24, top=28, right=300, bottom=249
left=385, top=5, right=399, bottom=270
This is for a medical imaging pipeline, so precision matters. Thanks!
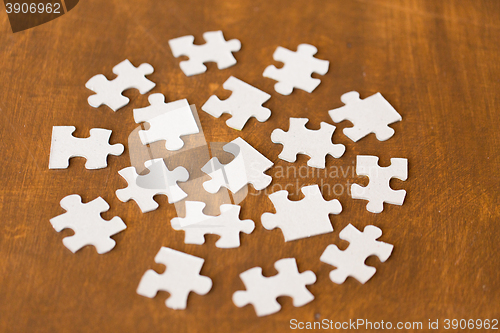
left=169, top=31, right=241, bottom=76
left=50, top=195, right=126, bottom=254
left=49, top=126, right=124, bottom=169
left=271, top=118, right=345, bottom=169
left=329, top=91, right=402, bottom=142
left=351, top=155, right=408, bottom=213
left=116, top=158, right=189, bottom=213
left=261, top=185, right=341, bottom=242
left=86, top=59, right=155, bottom=111
left=232, top=258, right=316, bottom=316
left=202, top=76, right=271, bottom=130
left=170, top=201, right=255, bottom=248
left=133, top=94, right=199, bottom=151
left=202, top=137, right=273, bottom=194
left=320, top=224, right=393, bottom=284
left=137, top=247, right=212, bottom=310
left=263, top=44, right=329, bottom=95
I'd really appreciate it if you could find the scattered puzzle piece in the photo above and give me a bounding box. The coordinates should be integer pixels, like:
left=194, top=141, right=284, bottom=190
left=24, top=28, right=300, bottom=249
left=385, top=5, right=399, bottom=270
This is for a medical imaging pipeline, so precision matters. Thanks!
left=263, top=44, right=329, bottom=95
left=50, top=195, right=126, bottom=254
left=133, top=94, right=199, bottom=151
left=129, top=103, right=208, bottom=174
left=116, top=158, right=189, bottom=213
left=320, top=224, right=393, bottom=284
left=328, top=91, right=402, bottom=142
left=202, top=137, right=273, bottom=194
left=351, top=155, right=408, bottom=213
left=232, top=258, right=316, bottom=316
left=169, top=31, right=241, bottom=76
left=261, top=185, right=341, bottom=242
left=202, top=76, right=271, bottom=130
left=48, top=126, right=124, bottom=169
left=170, top=201, right=255, bottom=248
left=86, top=59, right=155, bottom=111
left=271, top=118, right=345, bottom=169
left=137, top=247, right=212, bottom=310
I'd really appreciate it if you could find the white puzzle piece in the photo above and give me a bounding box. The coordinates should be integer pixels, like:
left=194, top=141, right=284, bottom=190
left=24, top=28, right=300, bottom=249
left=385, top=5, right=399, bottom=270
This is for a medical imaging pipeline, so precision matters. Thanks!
left=86, top=59, right=155, bottom=111
left=328, top=91, right=402, bottom=142
left=261, top=184, right=342, bottom=242
left=133, top=94, right=199, bottom=151
left=232, top=258, right=316, bottom=317
left=263, top=44, right=329, bottom=95
left=137, top=247, right=212, bottom=310
left=170, top=201, right=255, bottom=248
left=271, top=118, right=345, bottom=169
left=202, top=137, right=273, bottom=194
left=320, top=224, right=393, bottom=284
left=169, top=31, right=241, bottom=76
left=351, top=155, right=408, bottom=213
left=50, top=195, right=126, bottom=254
left=49, top=126, right=124, bottom=170
left=116, top=158, right=189, bottom=213
left=202, top=76, right=271, bottom=130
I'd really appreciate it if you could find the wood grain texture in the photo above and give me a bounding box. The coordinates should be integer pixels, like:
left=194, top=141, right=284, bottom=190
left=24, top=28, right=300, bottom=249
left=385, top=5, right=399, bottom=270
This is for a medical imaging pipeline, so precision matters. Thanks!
left=0, top=0, right=499, bottom=331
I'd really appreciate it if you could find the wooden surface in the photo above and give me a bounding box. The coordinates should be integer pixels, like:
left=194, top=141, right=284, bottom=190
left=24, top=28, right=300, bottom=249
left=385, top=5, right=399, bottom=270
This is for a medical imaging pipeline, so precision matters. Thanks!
left=0, top=0, right=499, bottom=332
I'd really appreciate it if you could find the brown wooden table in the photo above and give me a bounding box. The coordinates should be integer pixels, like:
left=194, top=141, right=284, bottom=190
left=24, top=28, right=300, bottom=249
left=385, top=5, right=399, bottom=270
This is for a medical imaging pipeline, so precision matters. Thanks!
left=1, top=0, right=499, bottom=332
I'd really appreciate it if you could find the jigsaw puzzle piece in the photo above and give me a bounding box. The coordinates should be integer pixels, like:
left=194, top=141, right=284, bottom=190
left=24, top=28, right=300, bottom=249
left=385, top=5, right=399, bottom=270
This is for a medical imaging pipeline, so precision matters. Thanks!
left=329, top=91, right=402, bottom=142
left=137, top=247, right=212, bottom=310
left=115, top=158, right=189, bottom=213
left=232, top=258, right=316, bottom=316
left=261, top=184, right=341, bottom=242
left=263, top=44, right=329, bottom=95
left=134, top=94, right=199, bottom=151
left=49, top=126, right=124, bottom=169
left=169, top=31, right=241, bottom=76
left=234, top=267, right=282, bottom=315
left=202, top=137, right=273, bottom=194
left=271, top=118, right=345, bottom=169
left=169, top=35, right=206, bottom=75
left=320, top=224, right=393, bottom=284
left=50, top=195, right=126, bottom=254
left=86, top=59, right=155, bottom=111
left=202, top=76, right=271, bottom=130
left=130, top=103, right=208, bottom=174
left=170, top=201, right=255, bottom=248
left=351, top=155, right=408, bottom=213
